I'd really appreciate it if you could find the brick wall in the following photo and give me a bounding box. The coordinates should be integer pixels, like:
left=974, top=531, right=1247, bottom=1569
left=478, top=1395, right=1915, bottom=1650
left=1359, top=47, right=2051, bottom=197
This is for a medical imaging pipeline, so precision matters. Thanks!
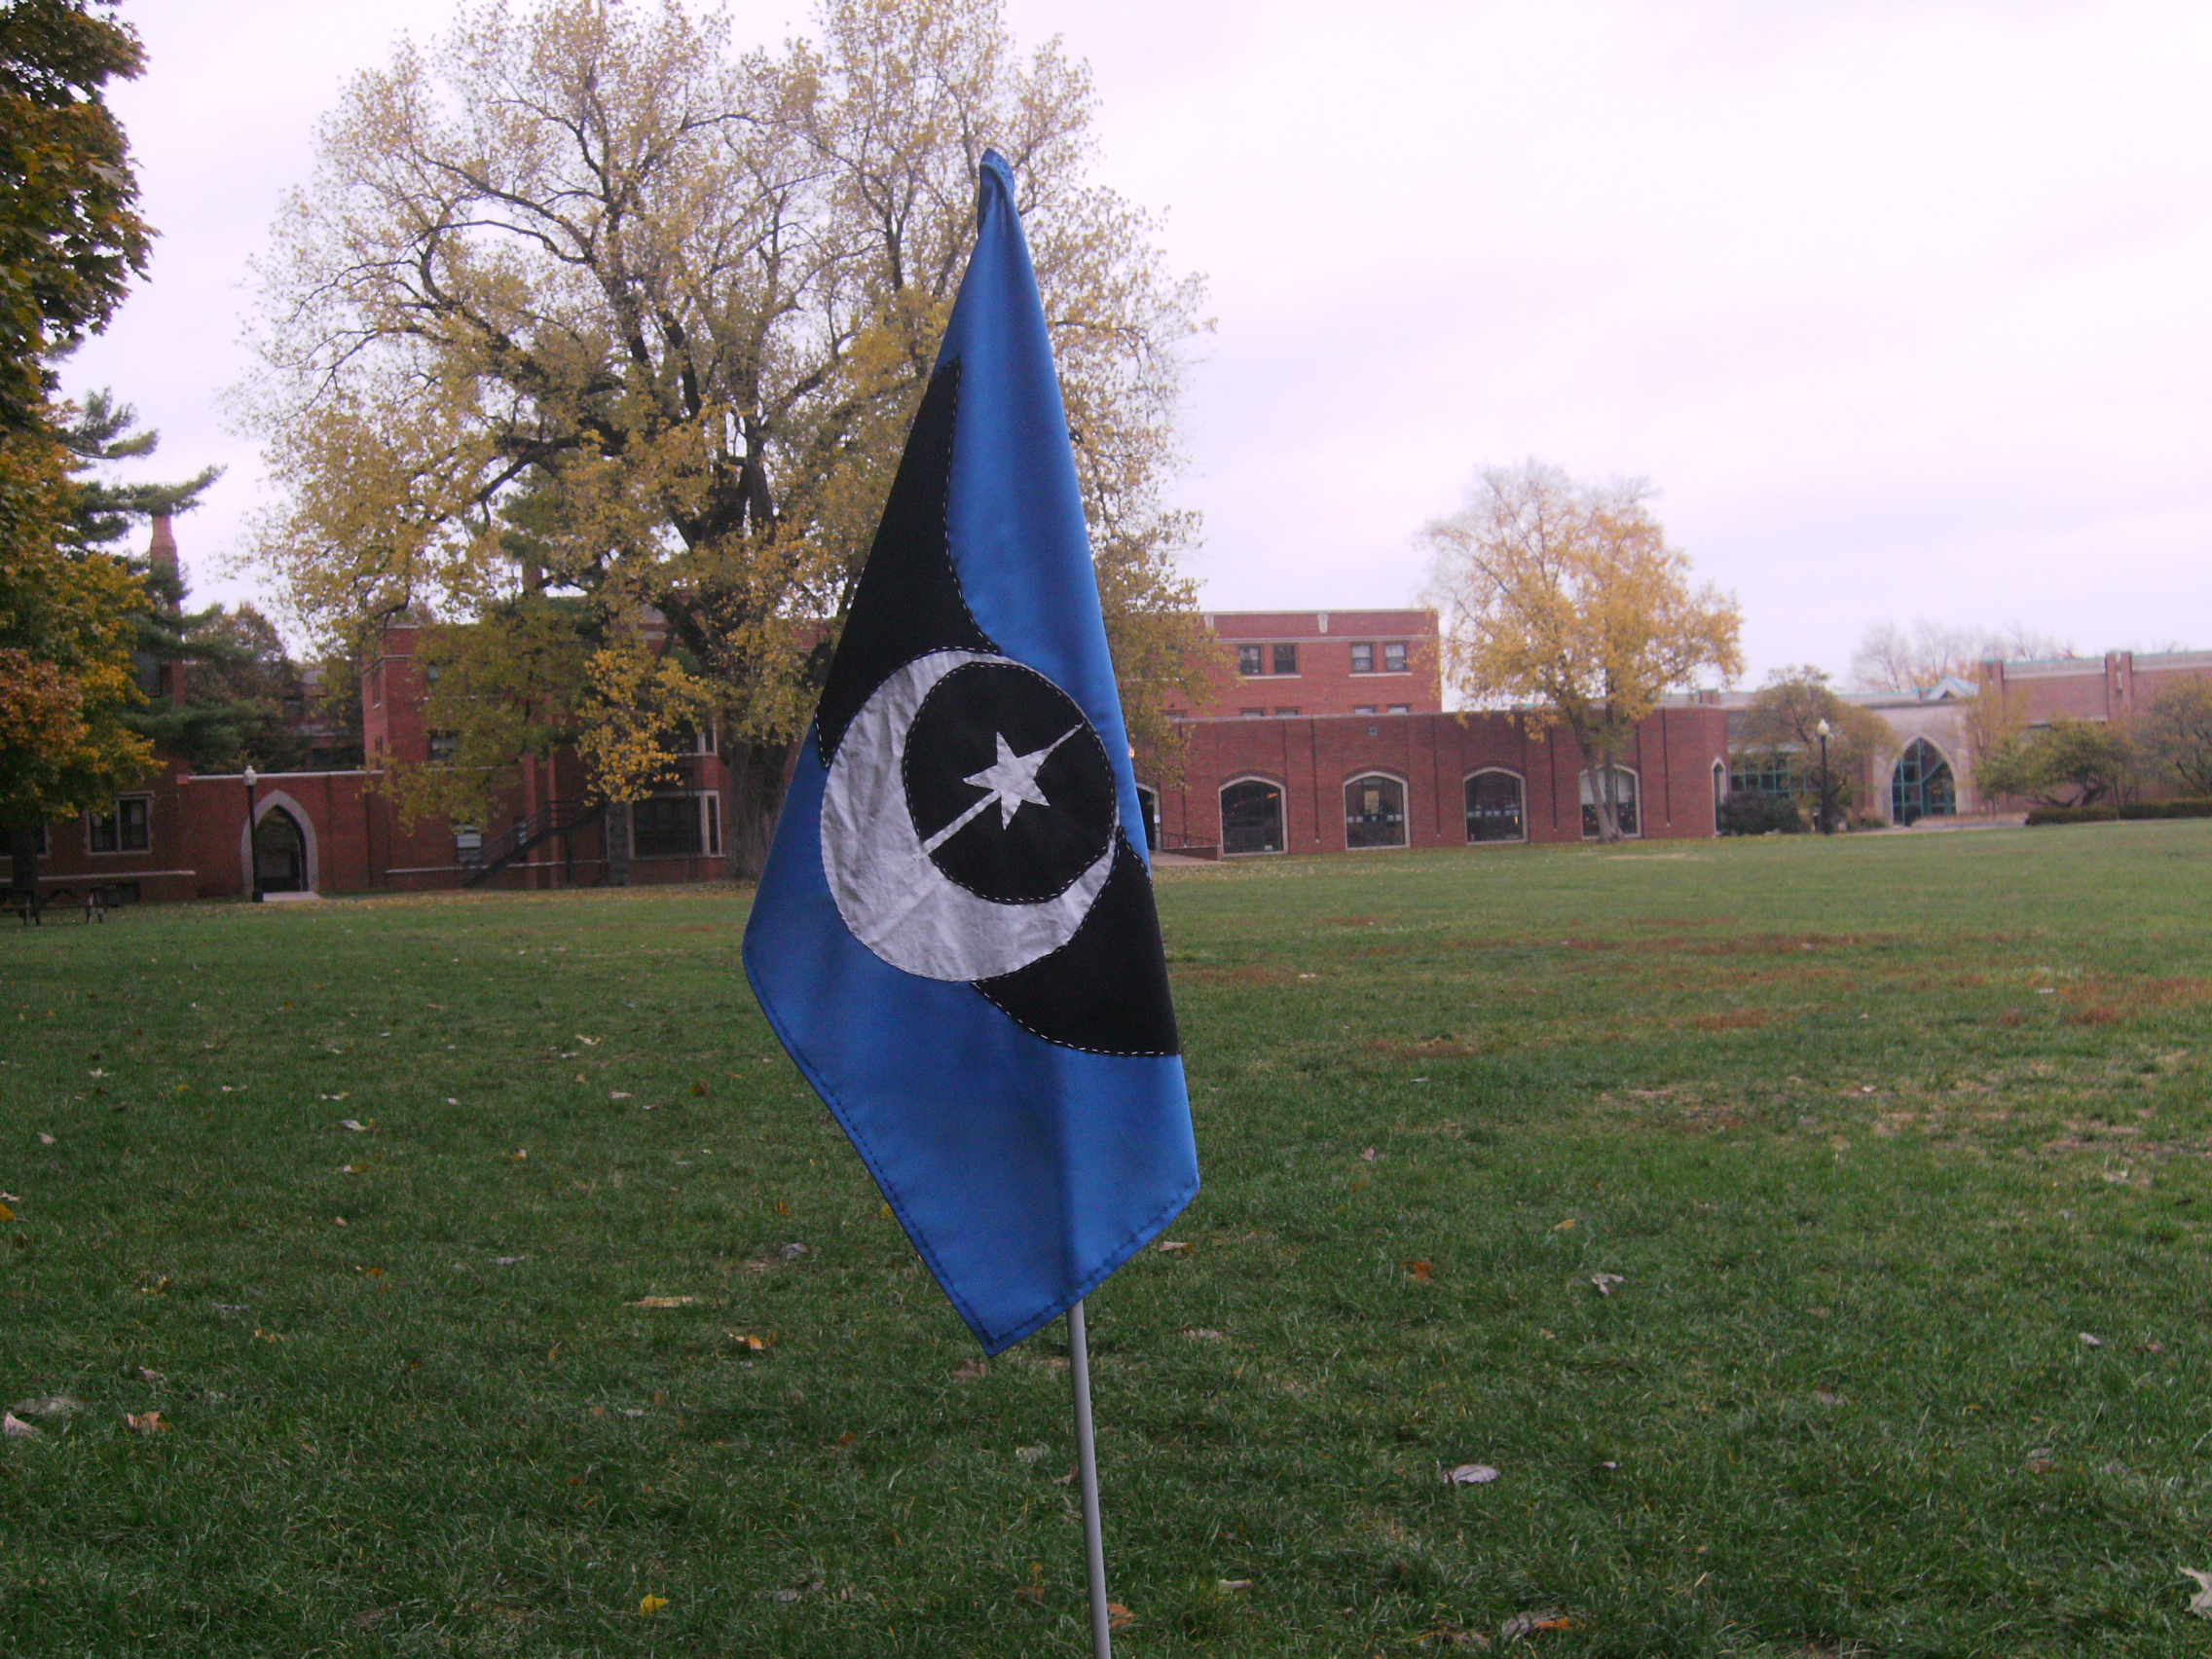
left=1170, top=609, right=1444, bottom=719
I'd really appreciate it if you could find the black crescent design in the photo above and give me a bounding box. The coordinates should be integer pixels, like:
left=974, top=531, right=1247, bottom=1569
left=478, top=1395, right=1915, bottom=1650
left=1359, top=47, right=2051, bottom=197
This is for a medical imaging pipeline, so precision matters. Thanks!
left=816, top=360, right=997, bottom=763
left=976, top=834, right=1181, bottom=1057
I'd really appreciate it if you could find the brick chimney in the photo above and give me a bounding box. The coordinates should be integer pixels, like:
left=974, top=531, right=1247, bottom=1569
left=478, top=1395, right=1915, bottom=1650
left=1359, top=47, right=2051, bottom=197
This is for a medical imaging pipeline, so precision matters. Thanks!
left=148, top=512, right=179, bottom=585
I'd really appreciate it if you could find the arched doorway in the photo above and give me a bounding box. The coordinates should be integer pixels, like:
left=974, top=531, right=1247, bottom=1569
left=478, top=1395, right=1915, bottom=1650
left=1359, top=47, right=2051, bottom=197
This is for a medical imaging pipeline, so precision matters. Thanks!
left=1344, top=773, right=1408, bottom=849
left=1133, top=784, right=1161, bottom=852
left=1891, top=738, right=1955, bottom=825
left=253, top=807, right=307, bottom=894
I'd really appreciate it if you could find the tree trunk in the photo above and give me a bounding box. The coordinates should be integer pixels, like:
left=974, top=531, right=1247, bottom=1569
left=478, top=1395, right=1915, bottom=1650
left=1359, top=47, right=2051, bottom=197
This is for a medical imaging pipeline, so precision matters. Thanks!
left=726, top=737, right=793, bottom=883
left=1565, top=720, right=1621, bottom=844
left=605, top=800, right=632, bottom=887
left=6, top=823, right=40, bottom=898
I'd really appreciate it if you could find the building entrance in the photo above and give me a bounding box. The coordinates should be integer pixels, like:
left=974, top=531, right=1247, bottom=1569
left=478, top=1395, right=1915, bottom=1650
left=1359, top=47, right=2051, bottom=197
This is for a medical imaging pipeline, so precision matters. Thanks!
left=254, top=807, right=307, bottom=893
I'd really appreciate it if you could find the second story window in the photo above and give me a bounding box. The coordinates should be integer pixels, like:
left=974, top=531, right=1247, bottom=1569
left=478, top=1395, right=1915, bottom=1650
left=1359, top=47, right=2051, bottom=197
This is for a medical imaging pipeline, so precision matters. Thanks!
left=1236, top=644, right=1263, bottom=677
left=1383, top=641, right=1409, bottom=673
left=1272, top=643, right=1298, bottom=675
left=428, top=731, right=459, bottom=764
left=1350, top=643, right=1375, bottom=674
left=89, top=797, right=150, bottom=854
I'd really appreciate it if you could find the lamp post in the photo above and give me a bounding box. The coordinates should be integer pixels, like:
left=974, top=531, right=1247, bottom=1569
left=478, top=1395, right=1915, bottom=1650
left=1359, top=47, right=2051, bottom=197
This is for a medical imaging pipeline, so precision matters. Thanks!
left=1814, top=719, right=1833, bottom=836
left=243, top=765, right=263, bottom=902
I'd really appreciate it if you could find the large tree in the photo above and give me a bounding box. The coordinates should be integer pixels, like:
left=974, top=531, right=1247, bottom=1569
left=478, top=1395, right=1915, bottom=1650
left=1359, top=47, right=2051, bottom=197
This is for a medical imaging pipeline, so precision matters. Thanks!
left=0, top=0, right=156, bottom=882
left=1419, top=460, right=1743, bottom=841
left=242, top=0, right=1213, bottom=874
left=1974, top=715, right=2136, bottom=810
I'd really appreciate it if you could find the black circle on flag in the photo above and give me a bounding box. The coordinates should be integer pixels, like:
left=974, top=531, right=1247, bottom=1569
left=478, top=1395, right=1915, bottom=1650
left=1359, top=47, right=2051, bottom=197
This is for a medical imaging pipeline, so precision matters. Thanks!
left=903, top=659, right=1117, bottom=905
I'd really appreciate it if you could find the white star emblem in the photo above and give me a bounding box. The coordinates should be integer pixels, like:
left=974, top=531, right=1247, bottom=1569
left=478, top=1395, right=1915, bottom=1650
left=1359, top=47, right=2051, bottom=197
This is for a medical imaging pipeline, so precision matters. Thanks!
left=919, top=726, right=1080, bottom=854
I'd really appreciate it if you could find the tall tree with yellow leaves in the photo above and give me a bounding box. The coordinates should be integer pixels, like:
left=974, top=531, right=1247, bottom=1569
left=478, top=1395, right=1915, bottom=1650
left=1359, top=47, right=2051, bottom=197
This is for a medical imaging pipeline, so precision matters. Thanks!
left=1420, top=461, right=1743, bottom=842
left=241, top=0, right=1213, bottom=873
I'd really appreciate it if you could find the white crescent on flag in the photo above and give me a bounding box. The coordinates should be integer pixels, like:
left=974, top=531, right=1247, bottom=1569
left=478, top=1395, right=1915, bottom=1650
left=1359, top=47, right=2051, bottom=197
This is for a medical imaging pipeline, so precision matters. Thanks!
left=820, top=648, right=1119, bottom=981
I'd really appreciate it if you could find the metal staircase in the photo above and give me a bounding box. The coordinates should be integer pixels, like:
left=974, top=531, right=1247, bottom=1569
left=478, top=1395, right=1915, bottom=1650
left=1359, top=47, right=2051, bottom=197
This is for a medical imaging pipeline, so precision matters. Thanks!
left=459, top=796, right=608, bottom=888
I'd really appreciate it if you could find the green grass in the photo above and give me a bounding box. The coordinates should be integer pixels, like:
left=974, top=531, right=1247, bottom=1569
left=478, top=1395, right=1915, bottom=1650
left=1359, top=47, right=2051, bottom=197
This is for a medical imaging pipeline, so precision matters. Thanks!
left=4, top=822, right=2212, bottom=1656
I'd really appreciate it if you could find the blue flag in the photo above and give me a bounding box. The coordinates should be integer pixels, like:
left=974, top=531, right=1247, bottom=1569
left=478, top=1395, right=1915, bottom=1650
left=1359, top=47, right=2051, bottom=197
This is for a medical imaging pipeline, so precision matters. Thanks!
left=743, top=151, right=1199, bottom=1355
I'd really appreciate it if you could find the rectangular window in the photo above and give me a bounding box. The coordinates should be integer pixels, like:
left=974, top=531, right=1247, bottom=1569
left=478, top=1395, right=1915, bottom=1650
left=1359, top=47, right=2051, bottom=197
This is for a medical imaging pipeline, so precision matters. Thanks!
left=454, top=825, right=482, bottom=856
left=1236, top=644, right=1263, bottom=677
left=370, top=666, right=382, bottom=708
left=428, top=731, right=459, bottom=763
left=1383, top=641, right=1409, bottom=674
left=1353, top=705, right=1377, bottom=716
left=1387, top=704, right=1411, bottom=715
left=1272, top=643, right=1298, bottom=676
left=1350, top=643, right=1375, bottom=674
left=1239, top=707, right=1267, bottom=719
left=633, top=793, right=720, bottom=859
left=1273, top=706, right=1300, bottom=717
left=676, top=719, right=718, bottom=756
left=88, top=797, right=150, bottom=855
left=423, top=663, right=443, bottom=687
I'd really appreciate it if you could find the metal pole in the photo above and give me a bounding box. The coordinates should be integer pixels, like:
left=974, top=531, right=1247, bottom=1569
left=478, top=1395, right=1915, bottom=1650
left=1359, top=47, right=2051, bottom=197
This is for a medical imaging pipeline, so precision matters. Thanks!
left=1066, top=1299, right=1112, bottom=1659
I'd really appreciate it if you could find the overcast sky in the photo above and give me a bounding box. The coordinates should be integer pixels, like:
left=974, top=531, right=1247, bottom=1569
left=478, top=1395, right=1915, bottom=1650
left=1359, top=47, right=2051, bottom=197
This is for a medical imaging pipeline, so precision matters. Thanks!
left=68, top=0, right=2212, bottom=685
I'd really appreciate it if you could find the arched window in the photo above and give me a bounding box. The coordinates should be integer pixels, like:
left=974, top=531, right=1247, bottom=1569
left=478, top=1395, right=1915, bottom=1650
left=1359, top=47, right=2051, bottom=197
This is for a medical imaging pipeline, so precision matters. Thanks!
left=1133, top=784, right=1161, bottom=853
left=1713, top=760, right=1728, bottom=810
left=1891, top=738, right=1955, bottom=825
left=1219, top=778, right=1284, bottom=856
left=1464, top=769, right=1526, bottom=843
left=1579, top=766, right=1641, bottom=838
left=1345, top=773, right=1408, bottom=849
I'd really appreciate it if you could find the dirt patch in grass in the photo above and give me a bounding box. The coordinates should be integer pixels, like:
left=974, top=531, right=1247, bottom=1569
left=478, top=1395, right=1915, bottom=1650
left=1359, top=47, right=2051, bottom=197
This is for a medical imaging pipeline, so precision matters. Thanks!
left=2059, top=977, right=2212, bottom=1025
left=1690, top=1010, right=1771, bottom=1032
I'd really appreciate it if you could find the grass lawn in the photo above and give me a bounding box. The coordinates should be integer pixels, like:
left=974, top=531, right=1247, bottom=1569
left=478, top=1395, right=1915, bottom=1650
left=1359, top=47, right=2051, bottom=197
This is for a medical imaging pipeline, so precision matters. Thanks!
left=4, top=822, right=2212, bottom=1656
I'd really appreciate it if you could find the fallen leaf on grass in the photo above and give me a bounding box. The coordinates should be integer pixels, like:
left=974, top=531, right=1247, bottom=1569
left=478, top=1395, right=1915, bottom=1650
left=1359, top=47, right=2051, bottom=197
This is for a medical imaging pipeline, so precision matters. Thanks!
left=1180, top=1326, right=1225, bottom=1341
left=1446, top=1462, right=1499, bottom=1486
left=2026, top=1448, right=2056, bottom=1473
left=493, top=1255, right=527, bottom=1267
left=125, top=1411, right=165, bottom=1434
left=1550, top=1218, right=1576, bottom=1233
left=9, top=1394, right=79, bottom=1425
left=628, top=1295, right=699, bottom=1309
left=1590, top=1273, right=1625, bottom=1296
left=2136, top=1341, right=2166, bottom=1355
left=137, top=1368, right=165, bottom=1384
left=338, top=1119, right=367, bottom=1131
left=639, top=1594, right=668, bottom=1616
left=952, top=1359, right=988, bottom=1382
left=1499, top=1610, right=1571, bottom=1640
left=1052, top=1464, right=1078, bottom=1486
left=36, top=1132, right=54, bottom=1145
left=0, top=1202, right=13, bottom=1222
left=779, top=1241, right=810, bottom=1260
left=1814, top=1388, right=1845, bottom=1407
left=1015, top=1445, right=1048, bottom=1464
left=773, top=1580, right=825, bottom=1604
left=610, top=1091, right=633, bottom=1100
left=3, top=1413, right=37, bottom=1438
left=1014, top=1583, right=1047, bottom=1605
left=1360, top=1147, right=1378, bottom=1161
left=510, top=1149, right=528, bottom=1161
left=1420, top=1624, right=1489, bottom=1650
left=727, top=1332, right=774, bottom=1351
left=1216, top=1578, right=1253, bottom=1593
left=1405, top=1260, right=1434, bottom=1281
left=2182, top=1567, right=2212, bottom=1617
left=2080, top=1332, right=2104, bottom=1348
left=575, top=1035, right=601, bottom=1046
left=1155, top=1239, right=1192, bottom=1255
left=1107, top=1603, right=1135, bottom=1630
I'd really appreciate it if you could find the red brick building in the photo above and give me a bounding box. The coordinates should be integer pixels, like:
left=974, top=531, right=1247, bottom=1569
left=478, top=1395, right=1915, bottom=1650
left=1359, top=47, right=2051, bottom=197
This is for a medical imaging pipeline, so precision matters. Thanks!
left=1169, top=608, right=1444, bottom=720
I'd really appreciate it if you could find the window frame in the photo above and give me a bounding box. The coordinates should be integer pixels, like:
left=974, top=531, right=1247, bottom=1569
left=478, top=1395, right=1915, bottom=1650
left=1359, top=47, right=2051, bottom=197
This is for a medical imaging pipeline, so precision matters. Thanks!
left=1235, top=644, right=1264, bottom=677
left=1218, top=775, right=1286, bottom=857
left=1578, top=765, right=1641, bottom=839
left=1382, top=641, right=1409, bottom=674
left=1463, top=767, right=1527, bottom=845
left=1343, top=770, right=1410, bottom=852
left=1271, top=642, right=1299, bottom=677
left=1349, top=642, right=1375, bottom=674
left=87, top=794, right=152, bottom=856
left=630, top=790, right=723, bottom=861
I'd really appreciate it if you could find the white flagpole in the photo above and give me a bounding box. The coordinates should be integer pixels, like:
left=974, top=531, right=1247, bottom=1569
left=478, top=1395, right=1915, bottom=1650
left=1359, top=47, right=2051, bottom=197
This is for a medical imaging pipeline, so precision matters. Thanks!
left=1066, top=1298, right=1113, bottom=1659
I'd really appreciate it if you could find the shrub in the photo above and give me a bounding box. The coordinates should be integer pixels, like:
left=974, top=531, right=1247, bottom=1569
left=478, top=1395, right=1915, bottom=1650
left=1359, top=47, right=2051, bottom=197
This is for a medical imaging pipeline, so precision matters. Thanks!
left=2119, top=798, right=2212, bottom=821
left=2024, top=803, right=2121, bottom=827
left=1717, top=791, right=1805, bottom=836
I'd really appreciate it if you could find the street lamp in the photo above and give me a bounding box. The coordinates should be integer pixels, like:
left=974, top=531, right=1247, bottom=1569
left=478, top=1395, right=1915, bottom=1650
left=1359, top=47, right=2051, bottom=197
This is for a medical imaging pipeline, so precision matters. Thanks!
left=1814, top=719, right=1834, bottom=836
left=243, top=765, right=263, bottom=902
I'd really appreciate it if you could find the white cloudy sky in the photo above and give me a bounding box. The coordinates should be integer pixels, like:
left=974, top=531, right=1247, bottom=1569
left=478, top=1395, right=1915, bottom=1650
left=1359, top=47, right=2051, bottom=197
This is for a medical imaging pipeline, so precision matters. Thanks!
left=70, top=0, right=2212, bottom=683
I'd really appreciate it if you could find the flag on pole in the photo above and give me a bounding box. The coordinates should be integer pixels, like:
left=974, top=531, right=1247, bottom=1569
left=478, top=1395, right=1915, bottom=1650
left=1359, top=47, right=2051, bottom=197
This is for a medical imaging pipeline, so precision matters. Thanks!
left=743, top=149, right=1199, bottom=1355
